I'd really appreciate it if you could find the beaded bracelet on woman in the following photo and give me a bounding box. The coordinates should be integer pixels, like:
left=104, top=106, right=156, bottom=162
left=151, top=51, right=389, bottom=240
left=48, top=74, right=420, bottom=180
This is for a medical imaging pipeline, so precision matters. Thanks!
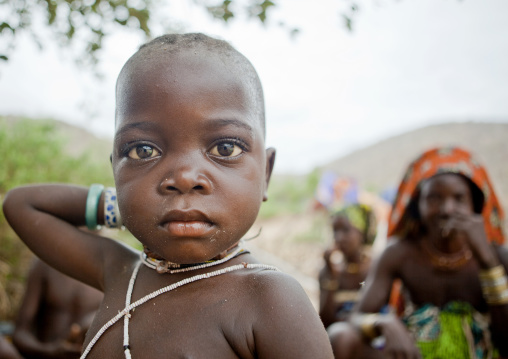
left=479, top=265, right=508, bottom=305
left=320, top=278, right=339, bottom=291
left=85, top=184, right=123, bottom=230
left=360, top=313, right=381, bottom=340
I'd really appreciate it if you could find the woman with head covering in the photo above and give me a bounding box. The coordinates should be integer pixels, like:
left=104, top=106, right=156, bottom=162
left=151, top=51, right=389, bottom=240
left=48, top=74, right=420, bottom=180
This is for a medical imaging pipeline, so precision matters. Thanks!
left=319, top=203, right=377, bottom=328
left=330, top=146, right=508, bottom=359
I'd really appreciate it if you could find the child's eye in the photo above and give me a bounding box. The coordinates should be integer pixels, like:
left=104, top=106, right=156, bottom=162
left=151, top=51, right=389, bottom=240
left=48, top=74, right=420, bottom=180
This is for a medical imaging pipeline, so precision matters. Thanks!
left=127, top=145, right=161, bottom=159
left=210, top=142, right=243, bottom=157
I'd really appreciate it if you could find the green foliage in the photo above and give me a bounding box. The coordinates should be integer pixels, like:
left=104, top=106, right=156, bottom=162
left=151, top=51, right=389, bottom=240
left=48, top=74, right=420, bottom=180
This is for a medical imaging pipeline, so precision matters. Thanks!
left=0, top=118, right=113, bottom=190
left=293, top=212, right=329, bottom=244
left=1, top=0, right=151, bottom=67
left=0, top=116, right=114, bottom=320
left=259, top=169, right=321, bottom=219
left=0, top=0, right=367, bottom=68
left=207, top=0, right=275, bottom=23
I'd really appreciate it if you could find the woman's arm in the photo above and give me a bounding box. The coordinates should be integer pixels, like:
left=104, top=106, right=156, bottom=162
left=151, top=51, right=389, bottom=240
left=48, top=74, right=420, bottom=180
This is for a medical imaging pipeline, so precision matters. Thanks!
left=350, top=241, right=421, bottom=359
left=446, top=212, right=508, bottom=355
left=486, top=245, right=508, bottom=356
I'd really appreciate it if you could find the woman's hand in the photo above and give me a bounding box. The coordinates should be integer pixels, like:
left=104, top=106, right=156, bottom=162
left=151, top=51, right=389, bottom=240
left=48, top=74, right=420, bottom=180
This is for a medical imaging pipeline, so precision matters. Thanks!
left=442, top=212, right=498, bottom=268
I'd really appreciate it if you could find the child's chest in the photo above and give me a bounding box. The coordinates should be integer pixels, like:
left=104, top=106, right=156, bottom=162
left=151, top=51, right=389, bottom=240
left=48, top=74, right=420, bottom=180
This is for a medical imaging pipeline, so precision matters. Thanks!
left=84, top=269, right=256, bottom=359
left=338, top=260, right=370, bottom=290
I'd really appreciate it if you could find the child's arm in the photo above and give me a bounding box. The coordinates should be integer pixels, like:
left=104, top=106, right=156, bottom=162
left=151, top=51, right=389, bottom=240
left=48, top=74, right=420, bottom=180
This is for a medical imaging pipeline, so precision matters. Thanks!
left=13, top=259, right=82, bottom=359
left=251, top=271, right=334, bottom=358
left=318, top=248, right=342, bottom=328
left=2, top=184, right=133, bottom=290
left=0, top=336, right=22, bottom=359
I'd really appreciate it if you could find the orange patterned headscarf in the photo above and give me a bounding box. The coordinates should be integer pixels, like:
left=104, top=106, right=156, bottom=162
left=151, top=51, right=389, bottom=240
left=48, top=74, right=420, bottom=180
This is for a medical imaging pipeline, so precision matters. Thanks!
left=387, top=146, right=505, bottom=244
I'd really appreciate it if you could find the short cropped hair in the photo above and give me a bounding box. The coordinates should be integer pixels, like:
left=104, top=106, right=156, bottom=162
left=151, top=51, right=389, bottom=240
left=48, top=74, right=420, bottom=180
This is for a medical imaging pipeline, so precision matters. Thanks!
left=117, top=33, right=266, bottom=135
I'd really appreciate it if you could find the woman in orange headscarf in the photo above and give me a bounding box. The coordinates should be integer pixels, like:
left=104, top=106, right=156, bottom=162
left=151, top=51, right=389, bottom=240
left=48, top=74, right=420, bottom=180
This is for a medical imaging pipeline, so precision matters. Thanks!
left=388, top=146, right=504, bottom=245
left=330, top=146, right=508, bottom=359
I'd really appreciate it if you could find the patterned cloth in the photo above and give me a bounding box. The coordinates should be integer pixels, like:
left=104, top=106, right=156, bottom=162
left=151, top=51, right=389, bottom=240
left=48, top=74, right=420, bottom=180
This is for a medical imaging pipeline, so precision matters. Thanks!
left=387, top=146, right=505, bottom=245
left=403, top=301, right=495, bottom=359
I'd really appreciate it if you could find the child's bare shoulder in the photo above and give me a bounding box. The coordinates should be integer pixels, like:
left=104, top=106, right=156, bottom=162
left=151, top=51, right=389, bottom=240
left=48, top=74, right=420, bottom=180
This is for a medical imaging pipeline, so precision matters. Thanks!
left=239, top=264, right=307, bottom=301
left=230, top=264, right=332, bottom=357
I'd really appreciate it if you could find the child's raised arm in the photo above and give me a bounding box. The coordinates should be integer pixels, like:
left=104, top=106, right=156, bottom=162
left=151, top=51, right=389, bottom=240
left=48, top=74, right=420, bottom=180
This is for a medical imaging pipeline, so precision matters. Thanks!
left=2, top=184, right=135, bottom=291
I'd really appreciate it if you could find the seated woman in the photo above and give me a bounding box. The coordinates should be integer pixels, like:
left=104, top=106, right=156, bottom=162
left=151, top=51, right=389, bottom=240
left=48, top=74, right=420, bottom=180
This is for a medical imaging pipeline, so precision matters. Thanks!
left=319, top=203, right=377, bottom=328
left=335, top=146, right=508, bottom=359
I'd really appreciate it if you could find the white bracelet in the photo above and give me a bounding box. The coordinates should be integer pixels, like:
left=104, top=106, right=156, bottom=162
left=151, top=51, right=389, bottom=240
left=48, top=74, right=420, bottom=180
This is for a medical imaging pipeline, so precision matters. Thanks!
left=104, top=187, right=123, bottom=229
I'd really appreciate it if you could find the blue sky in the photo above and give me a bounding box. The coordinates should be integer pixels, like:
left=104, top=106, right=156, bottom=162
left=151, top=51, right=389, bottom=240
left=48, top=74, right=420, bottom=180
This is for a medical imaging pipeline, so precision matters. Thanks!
left=1, top=0, right=507, bottom=174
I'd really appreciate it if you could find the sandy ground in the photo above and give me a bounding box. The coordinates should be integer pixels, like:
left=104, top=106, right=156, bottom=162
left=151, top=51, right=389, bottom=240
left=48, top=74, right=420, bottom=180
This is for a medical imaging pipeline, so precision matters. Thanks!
left=244, top=213, right=389, bottom=311
left=243, top=214, right=330, bottom=310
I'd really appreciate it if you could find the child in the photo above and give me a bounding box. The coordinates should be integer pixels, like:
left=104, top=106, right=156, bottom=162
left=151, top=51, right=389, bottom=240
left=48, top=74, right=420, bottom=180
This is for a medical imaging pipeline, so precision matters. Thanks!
left=13, top=256, right=103, bottom=359
left=339, top=147, right=508, bottom=359
left=0, top=335, right=22, bottom=359
left=3, top=33, right=333, bottom=358
left=319, top=204, right=377, bottom=328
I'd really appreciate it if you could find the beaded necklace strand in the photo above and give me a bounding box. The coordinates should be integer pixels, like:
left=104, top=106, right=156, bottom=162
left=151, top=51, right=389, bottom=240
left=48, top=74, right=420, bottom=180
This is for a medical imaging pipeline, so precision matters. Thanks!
left=140, top=243, right=247, bottom=274
left=421, top=239, right=472, bottom=271
left=80, top=256, right=278, bottom=358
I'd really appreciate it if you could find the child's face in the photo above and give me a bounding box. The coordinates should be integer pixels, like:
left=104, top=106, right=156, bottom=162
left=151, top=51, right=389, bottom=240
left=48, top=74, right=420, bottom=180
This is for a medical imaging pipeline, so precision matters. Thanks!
left=112, top=48, right=275, bottom=263
left=332, top=216, right=363, bottom=257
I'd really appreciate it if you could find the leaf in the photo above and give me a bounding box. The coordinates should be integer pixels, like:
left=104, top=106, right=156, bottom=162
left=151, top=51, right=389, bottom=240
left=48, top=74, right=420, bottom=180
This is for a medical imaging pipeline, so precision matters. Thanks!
left=66, top=24, right=75, bottom=39
left=342, top=14, right=353, bottom=32
left=0, top=22, right=14, bottom=33
left=46, top=0, right=58, bottom=25
left=127, top=7, right=151, bottom=35
left=222, top=0, right=233, bottom=22
left=206, top=1, right=233, bottom=23
left=251, top=0, right=275, bottom=23
left=289, top=28, right=300, bottom=39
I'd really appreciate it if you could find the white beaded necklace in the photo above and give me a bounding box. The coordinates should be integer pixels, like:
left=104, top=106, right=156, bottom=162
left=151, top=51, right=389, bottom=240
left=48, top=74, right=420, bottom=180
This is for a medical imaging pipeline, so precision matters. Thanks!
left=140, top=243, right=247, bottom=274
left=80, top=256, right=278, bottom=358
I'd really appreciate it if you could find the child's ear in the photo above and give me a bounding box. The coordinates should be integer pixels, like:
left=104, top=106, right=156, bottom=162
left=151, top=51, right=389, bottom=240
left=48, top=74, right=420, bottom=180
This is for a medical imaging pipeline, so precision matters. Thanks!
left=263, top=148, right=276, bottom=202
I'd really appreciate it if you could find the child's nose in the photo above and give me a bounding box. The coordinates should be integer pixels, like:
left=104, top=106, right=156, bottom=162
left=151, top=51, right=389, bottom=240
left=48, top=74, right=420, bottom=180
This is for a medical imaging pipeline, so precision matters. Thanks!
left=158, top=166, right=212, bottom=195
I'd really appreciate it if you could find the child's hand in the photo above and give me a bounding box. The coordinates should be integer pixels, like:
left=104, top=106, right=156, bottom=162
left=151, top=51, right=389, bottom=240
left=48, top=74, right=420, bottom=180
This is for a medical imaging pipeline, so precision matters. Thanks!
left=66, top=323, right=84, bottom=345
left=375, top=314, right=421, bottom=359
left=43, top=323, right=87, bottom=359
left=323, top=247, right=341, bottom=277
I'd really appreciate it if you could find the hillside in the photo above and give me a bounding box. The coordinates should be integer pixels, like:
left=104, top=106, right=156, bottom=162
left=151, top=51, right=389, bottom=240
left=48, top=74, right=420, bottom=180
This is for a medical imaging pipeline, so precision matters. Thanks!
left=322, top=121, right=508, bottom=213
left=3, top=118, right=506, bottom=310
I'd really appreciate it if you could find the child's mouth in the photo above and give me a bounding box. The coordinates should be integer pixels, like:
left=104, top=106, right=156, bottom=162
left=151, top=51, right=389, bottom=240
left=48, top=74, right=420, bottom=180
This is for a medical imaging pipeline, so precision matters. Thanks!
left=164, top=221, right=214, bottom=237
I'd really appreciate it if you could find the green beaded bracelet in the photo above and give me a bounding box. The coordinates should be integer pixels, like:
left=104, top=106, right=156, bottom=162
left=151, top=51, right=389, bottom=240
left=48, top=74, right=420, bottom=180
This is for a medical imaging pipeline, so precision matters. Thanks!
left=86, top=184, right=104, bottom=230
